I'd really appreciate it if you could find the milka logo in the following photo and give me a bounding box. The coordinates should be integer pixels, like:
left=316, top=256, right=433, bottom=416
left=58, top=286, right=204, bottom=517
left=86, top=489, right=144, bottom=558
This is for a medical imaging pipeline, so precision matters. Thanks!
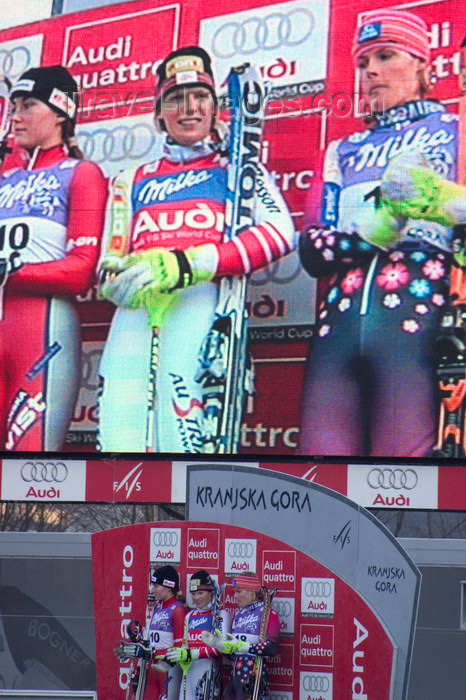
left=352, top=127, right=454, bottom=172
left=0, top=172, right=61, bottom=210
left=154, top=610, right=171, bottom=630
left=239, top=613, right=260, bottom=632
left=138, top=170, right=212, bottom=203
left=190, top=616, right=210, bottom=629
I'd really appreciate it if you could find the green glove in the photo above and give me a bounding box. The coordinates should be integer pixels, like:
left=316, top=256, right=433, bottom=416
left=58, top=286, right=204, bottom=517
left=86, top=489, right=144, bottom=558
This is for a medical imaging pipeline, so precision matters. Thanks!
left=361, top=200, right=402, bottom=250
left=202, top=629, right=249, bottom=654
left=128, top=244, right=217, bottom=309
left=381, top=152, right=466, bottom=227
left=166, top=647, right=192, bottom=664
left=219, top=637, right=250, bottom=655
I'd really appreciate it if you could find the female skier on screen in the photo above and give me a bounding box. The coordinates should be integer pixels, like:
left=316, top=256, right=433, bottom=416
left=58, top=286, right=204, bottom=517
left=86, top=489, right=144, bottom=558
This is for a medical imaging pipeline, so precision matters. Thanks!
left=0, top=66, right=106, bottom=451
left=298, top=9, right=466, bottom=457
left=97, top=46, right=295, bottom=453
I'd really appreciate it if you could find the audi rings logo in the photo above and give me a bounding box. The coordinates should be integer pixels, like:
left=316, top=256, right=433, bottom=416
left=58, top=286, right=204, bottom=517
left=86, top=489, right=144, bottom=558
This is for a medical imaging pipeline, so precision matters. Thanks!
left=273, top=600, right=292, bottom=618
left=21, top=462, right=68, bottom=483
left=367, top=468, right=418, bottom=490
left=78, top=123, right=156, bottom=164
left=304, top=580, right=332, bottom=598
left=211, top=8, right=315, bottom=59
left=0, top=45, right=32, bottom=80
left=227, top=542, right=254, bottom=558
left=302, top=675, right=330, bottom=693
left=250, top=256, right=302, bottom=287
left=152, top=530, right=179, bottom=547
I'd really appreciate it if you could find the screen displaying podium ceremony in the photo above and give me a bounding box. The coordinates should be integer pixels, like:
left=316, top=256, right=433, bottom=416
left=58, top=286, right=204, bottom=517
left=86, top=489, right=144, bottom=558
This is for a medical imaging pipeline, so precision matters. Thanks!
left=1, top=0, right=465, bottom=460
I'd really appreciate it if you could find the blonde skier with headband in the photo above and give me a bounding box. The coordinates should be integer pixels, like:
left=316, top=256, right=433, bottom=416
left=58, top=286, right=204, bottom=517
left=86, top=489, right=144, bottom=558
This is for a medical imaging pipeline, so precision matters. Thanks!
left=204, top=574, right=279, bottom=700
left=299, top=9, right=466, bottom=457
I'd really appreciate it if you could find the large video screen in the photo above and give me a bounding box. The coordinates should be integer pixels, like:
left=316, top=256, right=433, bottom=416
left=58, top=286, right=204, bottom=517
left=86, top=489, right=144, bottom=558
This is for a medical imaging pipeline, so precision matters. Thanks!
left=0, top=0, right=464, bottom=458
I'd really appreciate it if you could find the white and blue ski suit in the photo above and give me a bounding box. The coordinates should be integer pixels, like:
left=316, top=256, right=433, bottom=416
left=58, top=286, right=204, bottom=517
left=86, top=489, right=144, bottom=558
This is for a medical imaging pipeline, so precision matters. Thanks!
left=98, top=135, right=295, bottom=452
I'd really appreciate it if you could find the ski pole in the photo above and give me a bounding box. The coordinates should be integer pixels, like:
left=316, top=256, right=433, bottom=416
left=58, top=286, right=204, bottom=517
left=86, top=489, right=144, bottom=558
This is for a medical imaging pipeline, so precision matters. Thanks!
left=206, top=582, right=226, bottom=700
left=180, top=654, right=191, bottom=700
left=144, top=292, right=176, bottom=453
left=250, top=587, right=277, bottom=700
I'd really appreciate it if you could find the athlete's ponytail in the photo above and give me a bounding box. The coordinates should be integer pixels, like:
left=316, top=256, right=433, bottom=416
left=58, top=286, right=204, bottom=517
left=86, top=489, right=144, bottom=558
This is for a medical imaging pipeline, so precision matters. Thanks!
left=61, top=119, right=84, bottom=160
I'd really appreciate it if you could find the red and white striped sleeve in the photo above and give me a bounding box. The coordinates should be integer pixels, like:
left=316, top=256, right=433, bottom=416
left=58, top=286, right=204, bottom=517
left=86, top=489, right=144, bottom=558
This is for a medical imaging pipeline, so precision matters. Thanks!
left=215, top=164, right=296, bottom=277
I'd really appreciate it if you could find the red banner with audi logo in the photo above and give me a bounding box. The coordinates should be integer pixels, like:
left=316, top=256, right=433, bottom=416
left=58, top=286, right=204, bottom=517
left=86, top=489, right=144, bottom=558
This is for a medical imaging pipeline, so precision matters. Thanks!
left=92, top=520, right=396, bottom=699
left=1, top=459, right=466, bottom=510
left=0, top=0, right=465, bottom=457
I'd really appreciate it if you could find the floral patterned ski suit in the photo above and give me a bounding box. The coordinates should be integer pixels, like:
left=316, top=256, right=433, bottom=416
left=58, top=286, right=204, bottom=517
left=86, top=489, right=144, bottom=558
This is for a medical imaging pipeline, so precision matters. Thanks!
left=299, top=100, right=458, bottom=457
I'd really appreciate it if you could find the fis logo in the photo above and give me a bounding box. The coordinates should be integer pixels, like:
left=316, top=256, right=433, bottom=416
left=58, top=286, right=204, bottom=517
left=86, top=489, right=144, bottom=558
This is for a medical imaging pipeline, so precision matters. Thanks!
left=113, top=463, right=143, bottom=499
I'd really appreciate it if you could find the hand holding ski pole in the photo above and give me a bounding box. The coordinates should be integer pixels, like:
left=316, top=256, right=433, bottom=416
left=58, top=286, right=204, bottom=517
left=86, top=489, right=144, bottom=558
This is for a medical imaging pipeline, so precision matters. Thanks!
left=166, top=645, right=193, bottom=686
left=166, top=647, right=192, bottom=665
left=114, top=641, right=151, bottom=662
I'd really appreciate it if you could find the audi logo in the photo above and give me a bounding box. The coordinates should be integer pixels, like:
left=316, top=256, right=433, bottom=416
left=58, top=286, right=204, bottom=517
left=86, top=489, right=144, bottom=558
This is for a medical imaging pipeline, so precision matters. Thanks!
left=211, top=8, right=315, bottom=59
left=227, top=542, right=254, bottom=558
left=302, top=675, right=330, bottom=692
left=21, top=462, right=68, bottom=483
left=304, top=581, right=332, bottom=598
left=78, top=123, right=156, bottom=164
left=250, top=256, right=302, bottom=286
left=367, top=468, right=418, bottom=490
left=272, top=600, right=292, bottom=617
left=0, top=45, right=32, bottom=80
left=152, top=530, right=179, bottom=547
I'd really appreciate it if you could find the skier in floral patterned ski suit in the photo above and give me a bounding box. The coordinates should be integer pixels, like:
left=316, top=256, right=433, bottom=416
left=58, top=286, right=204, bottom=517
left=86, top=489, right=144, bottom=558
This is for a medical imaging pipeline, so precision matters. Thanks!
left=298, top=9, right=463, bottom=457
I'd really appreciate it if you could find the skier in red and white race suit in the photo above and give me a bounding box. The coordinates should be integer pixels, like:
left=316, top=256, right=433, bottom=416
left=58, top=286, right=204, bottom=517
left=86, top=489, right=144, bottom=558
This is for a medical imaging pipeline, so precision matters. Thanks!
left=98, top=46, right=295, bottom=452
left=166, top=571, right=231, bottom=700
left=0, top=66, right=106, bottom=451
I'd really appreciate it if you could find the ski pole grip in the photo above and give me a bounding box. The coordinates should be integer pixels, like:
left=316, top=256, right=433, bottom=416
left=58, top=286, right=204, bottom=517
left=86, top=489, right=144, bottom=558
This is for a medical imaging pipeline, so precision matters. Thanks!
left=145, top=292, right=176, bottom=328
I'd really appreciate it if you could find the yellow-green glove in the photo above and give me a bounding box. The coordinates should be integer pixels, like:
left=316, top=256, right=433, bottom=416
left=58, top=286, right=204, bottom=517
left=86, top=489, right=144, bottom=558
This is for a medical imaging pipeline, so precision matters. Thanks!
left=201, top=629, right=249, bottom=654
left=381, top=152, right=466, bottom=227
left=360, top=200, right=402, bottom=250
left=128, top=245, right=217, bottom=308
